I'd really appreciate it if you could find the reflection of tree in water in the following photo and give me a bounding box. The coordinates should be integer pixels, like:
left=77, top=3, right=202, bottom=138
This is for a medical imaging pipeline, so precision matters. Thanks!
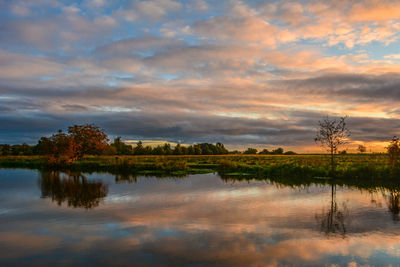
left=316, top=184, right=349, bottom=238
left=39, top=171, right=108, bottom=209
left=115, top=173, right=138, bottom=183
left=384, top=190, right=400, bottom=221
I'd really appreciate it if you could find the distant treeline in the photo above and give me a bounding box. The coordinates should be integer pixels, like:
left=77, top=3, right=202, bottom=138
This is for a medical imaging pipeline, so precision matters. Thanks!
left=107, top=138, right=231, bottom=155
left=0, top=124, right=295, bottom=157
left=0, top=143, right=36, bottom=156
left=106, top=138, right=296, bottom=155
left=0, top=138, right=294, bottom=156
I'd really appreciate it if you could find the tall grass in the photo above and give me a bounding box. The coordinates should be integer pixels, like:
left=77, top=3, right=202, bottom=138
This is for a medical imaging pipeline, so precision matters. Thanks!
left=0, top=154, right=396, bottom=181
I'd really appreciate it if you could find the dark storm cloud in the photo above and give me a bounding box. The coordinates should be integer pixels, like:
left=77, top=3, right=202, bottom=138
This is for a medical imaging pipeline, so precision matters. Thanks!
left=61, top=104, right=89, bottom=112
left=278, top=73, right=400, bottom=101
left=1, top=108, right=399, bottom=147
left=0, top=110, right=307, bottom=144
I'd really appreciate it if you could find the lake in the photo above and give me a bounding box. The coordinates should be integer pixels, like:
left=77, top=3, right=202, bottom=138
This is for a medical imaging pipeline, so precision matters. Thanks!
left=0, top=168, right=399, bottom=266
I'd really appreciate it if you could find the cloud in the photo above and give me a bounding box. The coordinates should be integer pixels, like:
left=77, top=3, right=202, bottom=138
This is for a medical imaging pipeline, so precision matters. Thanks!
left=9, top=4, right=31, bottom=16
left=348, top=0, right=400, bottom=22
left=0, top=0, right=399, bottom=150
left=0, top=49, right=65, bottom=79
left=84, top=0, right=107, bottom=8
left=253, top=0, right=400, bottom=48
left=95, top=35, right=186, bottom=56
left=187, top=0, right=208, bottom=11
left=0, top=6, right=117, bottom=53
left=114, top=0, right=182, bottom=22
left=192, top=2, right=297, bottom=47
left=278, top=73, right=400, bottom=102
left=384, top=54, right=400, bottom=60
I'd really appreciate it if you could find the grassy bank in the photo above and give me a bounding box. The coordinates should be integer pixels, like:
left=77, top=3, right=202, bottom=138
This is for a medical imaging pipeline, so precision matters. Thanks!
left=0, top=154, right=397, bottom=181
left=2, top=154, right=400, bottom=190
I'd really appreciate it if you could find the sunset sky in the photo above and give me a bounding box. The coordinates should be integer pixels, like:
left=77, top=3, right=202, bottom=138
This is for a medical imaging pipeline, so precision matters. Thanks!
left=1, top=0, right=399, bottom=152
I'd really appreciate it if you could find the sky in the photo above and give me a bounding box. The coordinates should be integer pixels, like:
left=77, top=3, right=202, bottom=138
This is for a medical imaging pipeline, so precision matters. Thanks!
left=0, top=0, right=399, bottom=152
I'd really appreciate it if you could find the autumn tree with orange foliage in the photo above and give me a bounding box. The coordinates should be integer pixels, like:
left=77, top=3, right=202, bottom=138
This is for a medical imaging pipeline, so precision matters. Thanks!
left=37, top=124, right=108, bottom=165
left=68, top=124, right=109, bottom=160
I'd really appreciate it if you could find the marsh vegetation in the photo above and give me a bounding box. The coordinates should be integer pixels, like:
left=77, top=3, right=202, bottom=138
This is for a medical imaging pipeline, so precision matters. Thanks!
left=1, top=121, right=400, bottom=185
left=1, top=153, right=400, bottom=186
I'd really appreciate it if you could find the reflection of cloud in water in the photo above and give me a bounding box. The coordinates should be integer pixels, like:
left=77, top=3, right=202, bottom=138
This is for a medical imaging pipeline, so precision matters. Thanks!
left=105, top=194, right=141, bottom=204
left=1, top=171, right=400, bottom=266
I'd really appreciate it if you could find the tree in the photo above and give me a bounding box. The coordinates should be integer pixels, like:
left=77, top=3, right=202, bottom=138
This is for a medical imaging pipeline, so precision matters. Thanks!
left=36, top=130, right=80, bottom=164
left=315, top=116, right=350, bottom=173
left=163, top=143, right=173, bottom=155
left=37, top=124, right=108, bottom=164
left=193, top=144, right=202, bottom=155
left=357, top=144, right=367, bottom=153
left=216, top=142, right=229, bottom=154
left=173, top=144, right=184, bottom=155
left=152, top=145, right=165, bottom=155
left=143, top=145, right=153, bottom=154
left=243, top=148, right=257, bottom=154
left=111, top=137, right=133, bottom=155
left=258, top=149, right=270, bottom=155
left=387, top=136, right=400, bottom=170
left=271, top=147, right=284, bottom=155
left=133, top=141, right=145, bottom=155
left=1, top=144, right=11, bottom=155
left=20, top=143, right=33, bottom=155
left=68, top=124, right=108, bottom=159
left=200, top=143, right=213, bottom=155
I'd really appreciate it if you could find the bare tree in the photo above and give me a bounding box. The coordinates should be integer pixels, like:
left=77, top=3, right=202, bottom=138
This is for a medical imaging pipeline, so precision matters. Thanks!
left=315, top=116, right=350, bottom=173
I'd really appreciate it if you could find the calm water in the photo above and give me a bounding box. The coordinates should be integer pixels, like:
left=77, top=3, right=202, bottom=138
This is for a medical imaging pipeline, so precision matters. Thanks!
left=1, top=169, right=400, bottom=266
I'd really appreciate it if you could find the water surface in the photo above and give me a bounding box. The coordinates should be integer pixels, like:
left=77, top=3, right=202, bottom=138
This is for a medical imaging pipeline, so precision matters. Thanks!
left=0, top=169, right=400, bottom=266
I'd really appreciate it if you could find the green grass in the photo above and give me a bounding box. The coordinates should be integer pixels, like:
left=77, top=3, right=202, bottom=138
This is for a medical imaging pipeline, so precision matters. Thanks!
left=0, top=154, right=398, bottom=188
